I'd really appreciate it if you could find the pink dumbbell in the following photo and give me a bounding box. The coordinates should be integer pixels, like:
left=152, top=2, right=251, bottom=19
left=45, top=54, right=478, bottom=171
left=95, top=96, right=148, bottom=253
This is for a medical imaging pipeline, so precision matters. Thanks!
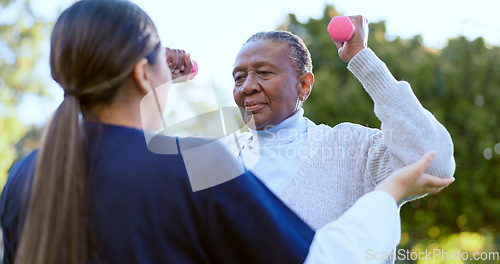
left=327, top=16, right=354, bottom=43
left=189, top=60, right=198, bottom=80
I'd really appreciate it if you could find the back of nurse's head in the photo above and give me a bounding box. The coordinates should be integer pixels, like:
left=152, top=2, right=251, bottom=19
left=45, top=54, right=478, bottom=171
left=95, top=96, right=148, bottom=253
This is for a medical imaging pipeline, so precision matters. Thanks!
left=50, top=0, right=161, bottom=108
left=16, top=2, right=161, bottom=264
left=244, top=30, right=313, bottom=75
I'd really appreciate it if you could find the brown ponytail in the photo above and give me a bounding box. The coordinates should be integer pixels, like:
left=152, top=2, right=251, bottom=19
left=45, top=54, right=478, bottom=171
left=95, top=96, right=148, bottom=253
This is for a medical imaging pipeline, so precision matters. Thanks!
left=15, top=1, right=161, bottom=263
left=17, top=95, right=89, bottom=264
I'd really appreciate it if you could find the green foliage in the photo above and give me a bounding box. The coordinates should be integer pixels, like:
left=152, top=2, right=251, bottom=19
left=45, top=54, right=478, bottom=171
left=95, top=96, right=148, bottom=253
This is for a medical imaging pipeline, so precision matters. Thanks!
left=280, top=4, right=500, bottom=256
left=409, top=231, right=498, bottom=263
left=0, top=0, right=53, bottom=187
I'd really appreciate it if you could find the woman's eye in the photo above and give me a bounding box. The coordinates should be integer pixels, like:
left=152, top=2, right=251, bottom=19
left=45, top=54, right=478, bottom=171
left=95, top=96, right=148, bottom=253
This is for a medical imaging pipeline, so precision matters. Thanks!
left=234, top=75, right=245, bottom=83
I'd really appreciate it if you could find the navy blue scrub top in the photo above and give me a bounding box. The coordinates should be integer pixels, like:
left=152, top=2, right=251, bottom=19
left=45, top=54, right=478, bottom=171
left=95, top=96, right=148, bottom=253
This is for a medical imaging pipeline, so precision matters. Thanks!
left=1, top=123, right=314, bottom=264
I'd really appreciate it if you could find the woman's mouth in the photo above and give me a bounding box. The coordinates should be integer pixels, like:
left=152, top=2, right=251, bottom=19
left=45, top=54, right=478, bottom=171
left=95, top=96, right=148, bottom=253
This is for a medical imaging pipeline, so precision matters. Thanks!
left=244, top=102, right=264, bottom=112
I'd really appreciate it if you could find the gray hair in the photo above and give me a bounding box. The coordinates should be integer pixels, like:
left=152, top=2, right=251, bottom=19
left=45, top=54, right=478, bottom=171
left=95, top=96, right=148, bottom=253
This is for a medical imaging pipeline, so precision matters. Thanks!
left=244, top=30, right=313, bottom=75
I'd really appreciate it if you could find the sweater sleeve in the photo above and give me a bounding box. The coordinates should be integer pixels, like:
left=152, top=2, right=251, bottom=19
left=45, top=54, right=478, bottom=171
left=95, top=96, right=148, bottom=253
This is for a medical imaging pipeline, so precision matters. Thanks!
left=347, top=48, right=455, bottom=185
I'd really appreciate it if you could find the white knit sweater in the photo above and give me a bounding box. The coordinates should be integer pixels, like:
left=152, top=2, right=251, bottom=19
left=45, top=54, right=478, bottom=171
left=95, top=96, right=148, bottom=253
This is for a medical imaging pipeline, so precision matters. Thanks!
left=224, top=48, right=455, bottom=230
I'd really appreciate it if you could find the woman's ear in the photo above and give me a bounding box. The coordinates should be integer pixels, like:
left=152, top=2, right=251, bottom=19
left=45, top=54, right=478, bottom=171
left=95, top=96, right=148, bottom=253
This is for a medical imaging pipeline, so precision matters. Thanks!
left=298, top=72, right=314, bottom=101
left=133, top=58, right=151, bottom=95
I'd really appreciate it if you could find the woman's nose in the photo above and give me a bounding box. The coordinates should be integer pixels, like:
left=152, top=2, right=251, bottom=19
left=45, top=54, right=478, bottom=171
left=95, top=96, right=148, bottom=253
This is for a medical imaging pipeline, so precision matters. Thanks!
left=240, top=73, right=261, bottom=95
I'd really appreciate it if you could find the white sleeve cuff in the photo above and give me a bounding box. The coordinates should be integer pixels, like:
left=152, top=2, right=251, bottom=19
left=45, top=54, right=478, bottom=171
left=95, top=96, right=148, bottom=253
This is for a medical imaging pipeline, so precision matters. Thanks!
left=304, top=191, right=400, bottom=264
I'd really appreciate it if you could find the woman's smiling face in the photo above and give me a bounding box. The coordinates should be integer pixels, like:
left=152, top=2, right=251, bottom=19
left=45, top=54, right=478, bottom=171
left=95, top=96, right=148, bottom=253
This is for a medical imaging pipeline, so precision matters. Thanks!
left=232, top=39, right=303, bottom=130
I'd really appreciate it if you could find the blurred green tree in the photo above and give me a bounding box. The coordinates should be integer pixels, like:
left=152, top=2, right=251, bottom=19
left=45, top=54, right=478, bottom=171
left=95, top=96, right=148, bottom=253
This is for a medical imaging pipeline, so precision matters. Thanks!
left=0, top=0, right=52, bottom=187
left=279, top=4, right=500, bottom=260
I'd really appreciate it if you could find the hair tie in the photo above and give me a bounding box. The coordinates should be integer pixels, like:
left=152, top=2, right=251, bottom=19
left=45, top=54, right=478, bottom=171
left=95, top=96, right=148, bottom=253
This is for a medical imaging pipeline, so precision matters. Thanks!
left=64, top=89, right=81, bottom=98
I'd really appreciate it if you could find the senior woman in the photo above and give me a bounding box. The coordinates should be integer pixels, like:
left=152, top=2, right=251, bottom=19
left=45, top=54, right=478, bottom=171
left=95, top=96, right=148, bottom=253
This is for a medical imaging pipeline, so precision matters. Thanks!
left=228, top=16, right=456, bottom=230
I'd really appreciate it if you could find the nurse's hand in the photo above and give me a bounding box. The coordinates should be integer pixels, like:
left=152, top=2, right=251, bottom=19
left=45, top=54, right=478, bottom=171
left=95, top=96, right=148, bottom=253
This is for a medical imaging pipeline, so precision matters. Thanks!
left=375, top=151, right=455, bottom=202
